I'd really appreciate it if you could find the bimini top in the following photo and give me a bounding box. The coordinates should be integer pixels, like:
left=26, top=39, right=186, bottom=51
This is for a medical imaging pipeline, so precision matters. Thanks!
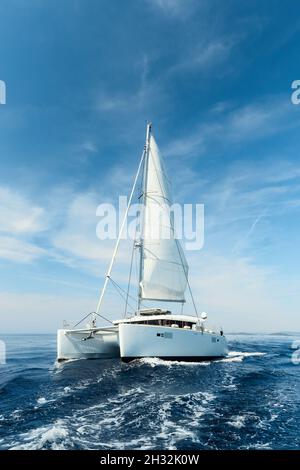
left=139, top=308, right=171, bottom=316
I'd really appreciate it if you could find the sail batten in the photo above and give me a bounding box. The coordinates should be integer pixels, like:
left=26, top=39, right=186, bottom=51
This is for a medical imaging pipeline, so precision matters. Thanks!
left=139, top=134, right=188, bottom=303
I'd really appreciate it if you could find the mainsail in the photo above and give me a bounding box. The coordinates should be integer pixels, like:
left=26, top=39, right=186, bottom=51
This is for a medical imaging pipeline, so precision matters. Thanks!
left=139, top=133, right=188, bottom=302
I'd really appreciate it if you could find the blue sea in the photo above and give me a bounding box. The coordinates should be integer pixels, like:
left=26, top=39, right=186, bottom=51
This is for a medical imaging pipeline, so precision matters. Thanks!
left=0, top=334, right=299, bottom=450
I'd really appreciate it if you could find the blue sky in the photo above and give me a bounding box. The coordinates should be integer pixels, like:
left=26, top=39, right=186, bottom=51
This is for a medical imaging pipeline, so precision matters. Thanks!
left=0, top=0, right=300, bottom=332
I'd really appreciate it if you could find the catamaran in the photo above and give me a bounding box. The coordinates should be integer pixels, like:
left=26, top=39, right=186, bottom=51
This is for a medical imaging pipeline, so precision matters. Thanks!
left=57, top=123, right=228, bottom=362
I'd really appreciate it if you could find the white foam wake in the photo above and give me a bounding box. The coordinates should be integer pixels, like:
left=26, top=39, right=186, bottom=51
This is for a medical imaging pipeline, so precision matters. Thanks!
left=133, top=357, right=210, bottom=367
left=217, top=351, right=266, bottom=363
left=10, top=420, right=69, bottom=450
left=131, top=351, right=265, bottom=367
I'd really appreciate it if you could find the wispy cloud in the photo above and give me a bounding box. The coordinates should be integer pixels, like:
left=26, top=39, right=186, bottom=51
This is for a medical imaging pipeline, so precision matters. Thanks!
left=169, top=38, right=234, bottom=75
left=0, top=186, right=47, bottom=234
left=232, top=209, right=268, bottom=256
left=95, top=54, right=167, bottom=117
left=148, top=0, right=197, bottom=18
left=0, top=236, right=45, bottom=263
left=0, top=182, right=136, bottom=282
left=52, top=192, right=114, bottom=267
left=0, top=186, right=47, bottom=262
left=164, top=96, right=300, bottom=158
left=201, top=159, right=300, bottom=236
left=0, top=153, right=300, bottom=331
left=187, top=252, right=300, bottom=332
left=0, top=292, right=95, bottom=333
left=192, top=40, right=233, bottom=67
left=80, top=141, right=97, bottom=153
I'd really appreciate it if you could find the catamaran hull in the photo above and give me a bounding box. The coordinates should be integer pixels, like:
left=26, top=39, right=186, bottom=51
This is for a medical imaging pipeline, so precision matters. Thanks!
left=57, top=327, right=120, bottom=361
left=119, top=323, right=228, bottom=362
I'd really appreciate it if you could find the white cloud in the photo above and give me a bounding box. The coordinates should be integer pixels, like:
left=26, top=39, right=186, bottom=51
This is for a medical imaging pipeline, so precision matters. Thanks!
left=51, top=191, right=133, bottom=277
left=187, top=252, right=300, bottom=332
left=0, top=186, right=46, bottom=234
left=52, top=192, right=113, bottom=265
left=170, top=39, right=234, bottom=74
left=80, top=141, right=97, bottom=153
left=0, top=287, right=137, bottom=333
left=0, top=134, right=299, bottom=332
left=225, top=100, right=290, bottom=142
left=0, top=236, right=45, bottom=263
left=95, top=54, right=169, bottom=122
left=193, top=40, right=232, bottom=67
left=149, top=0, right=196, bottom=18
left=232, top=210, right=267, bottom=255
left=95, top=33, right=234, bottom=125
left=0, top=176, right=137, bottom=270
left=169, top=154, right=300, bottom=332
left=0, top=292, right=95, bottom=333
left=204, top=161, right=300, bottom=220
left=96, top=78, right=165, bottom=117
left=0, top=186, right=47, bottom=263
left=164, top=97, right=299, bottom=158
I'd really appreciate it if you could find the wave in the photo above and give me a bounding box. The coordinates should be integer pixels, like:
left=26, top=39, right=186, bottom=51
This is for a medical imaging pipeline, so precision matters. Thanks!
left=132, top=357, right=211, bottom=367
left=227, top=415, right=247, bottom=429
left=217, top=351, right=266, bottom=363
left=10, top=420, right=69, bottom=450
left=2, top=335, right=297, bottom=451
left=129, top=351, right=266, bottom=367
left=7, top=387, right=218, bottom=450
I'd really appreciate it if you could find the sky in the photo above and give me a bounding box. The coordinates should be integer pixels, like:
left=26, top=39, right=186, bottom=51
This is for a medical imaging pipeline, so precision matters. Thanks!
left=0, top=0, right=300, bottom=333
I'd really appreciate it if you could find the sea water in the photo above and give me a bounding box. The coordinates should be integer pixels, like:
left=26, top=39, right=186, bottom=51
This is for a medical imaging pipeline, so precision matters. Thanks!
left=0, top=333, right=299, bottom=450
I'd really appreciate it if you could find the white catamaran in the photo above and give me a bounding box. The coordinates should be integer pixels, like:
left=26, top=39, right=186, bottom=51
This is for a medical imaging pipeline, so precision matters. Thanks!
left=57, top=123, right=228, bottom=362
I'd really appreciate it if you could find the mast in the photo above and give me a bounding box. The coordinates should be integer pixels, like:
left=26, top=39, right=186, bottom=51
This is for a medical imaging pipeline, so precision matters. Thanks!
left=137, top=122, right=152, bottom=313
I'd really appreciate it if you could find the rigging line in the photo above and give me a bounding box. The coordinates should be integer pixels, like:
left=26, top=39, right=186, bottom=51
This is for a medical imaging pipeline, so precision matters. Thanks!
left=145, top=192, right=172, bottom=206
left=108, top=277, right=137, bottom=313
left=149, top=148, right=172, bottom=198
left=72, top=311, right=94, bottom=328
left=143, top=246, right=188, bottom=267
left=134, top=237, right=140, bottom=312
left=95, top=147, right=146, bottom=316
left=109, top=275, right=151, bottom=310
left=93, top=312, right=114, bottom=325
left=175, top=238, right=198, bottom=318
left=149, top=147, right=172, bottom=187
left=135, top=152, right=147, bottom=312
left=124, top=233, right=137, bottom=318
left=125, top=184, right=140, bottom=318
left=73, top=311, right=113, bottom=328
left=151, top=144, right=199, bottom=318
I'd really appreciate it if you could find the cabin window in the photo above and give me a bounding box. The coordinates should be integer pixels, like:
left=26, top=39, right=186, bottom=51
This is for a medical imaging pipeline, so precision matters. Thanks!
left=164, top=332, right=173, bottom=339
left=156, top=332, right=173, bottom=339
left=132, top=319, right=195, bottom=329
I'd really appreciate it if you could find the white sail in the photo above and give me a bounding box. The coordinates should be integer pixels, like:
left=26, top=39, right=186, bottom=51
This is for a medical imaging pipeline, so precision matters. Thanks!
left=140, top=135, right=188, bottom=302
